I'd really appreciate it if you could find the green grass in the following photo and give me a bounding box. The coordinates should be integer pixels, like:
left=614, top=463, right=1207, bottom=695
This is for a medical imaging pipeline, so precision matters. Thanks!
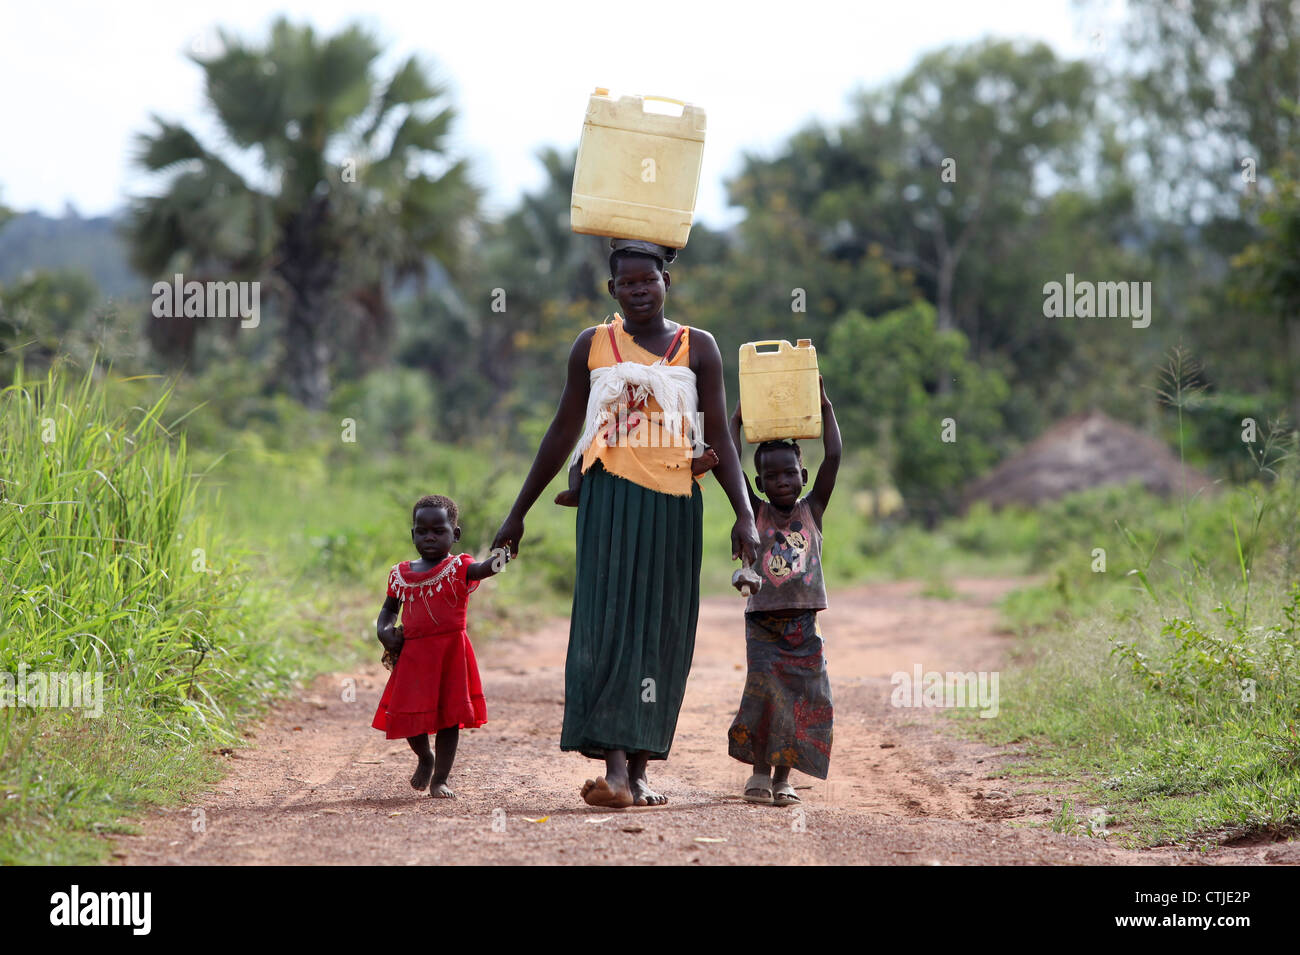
left=974, top=570, right=1300, bottom=846
left=918, top=391, right=1300, bottom=849
left=948, top=456, right=1300, bottom=847
left=0, top=360, right=311, bottom=863
left=1050, top=799, right=1082, bottom=834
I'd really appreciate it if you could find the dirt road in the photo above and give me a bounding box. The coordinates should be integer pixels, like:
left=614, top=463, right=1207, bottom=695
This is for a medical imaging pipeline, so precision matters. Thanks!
left=113, top=578, right=1298, bottom=865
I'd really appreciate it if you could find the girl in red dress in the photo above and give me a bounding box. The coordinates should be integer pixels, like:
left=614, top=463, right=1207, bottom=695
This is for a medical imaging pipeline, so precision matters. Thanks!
left=372, top=493, right=507, bottom=798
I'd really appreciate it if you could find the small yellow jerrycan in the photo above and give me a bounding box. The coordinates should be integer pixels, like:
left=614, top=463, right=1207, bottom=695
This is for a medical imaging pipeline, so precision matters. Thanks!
left=738, top=339, right=822, bottom=444
left=570, top=88, right=707, bottom=249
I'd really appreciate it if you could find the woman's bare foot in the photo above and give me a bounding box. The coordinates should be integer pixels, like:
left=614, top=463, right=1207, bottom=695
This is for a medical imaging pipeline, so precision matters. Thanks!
left=553, top=489, right=580, bottom=507
left=430, top=781, right=455, bottom=799
left=629, top=775, right=668, bottom=807
left=581, top=777, right=634, bottom=808
left=410, top=756, right=434, bottom=790
left=624, top=752, right=666, bottom=806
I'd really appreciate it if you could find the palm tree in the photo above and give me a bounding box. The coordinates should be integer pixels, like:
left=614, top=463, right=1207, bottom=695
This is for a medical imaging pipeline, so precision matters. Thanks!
left=502, top=147, right=607, bottom=305
left=127, top=18, right=479, bottom=407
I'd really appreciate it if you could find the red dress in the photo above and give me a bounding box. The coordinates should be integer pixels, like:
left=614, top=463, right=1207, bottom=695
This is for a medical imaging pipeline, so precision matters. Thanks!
left=371, top=554, right=488, bottom=738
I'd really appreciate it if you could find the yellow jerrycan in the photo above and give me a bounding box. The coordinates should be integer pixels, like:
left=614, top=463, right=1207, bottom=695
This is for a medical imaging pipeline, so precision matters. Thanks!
left=738, top=339, right=822, bottom=444
left=570, top=87, right=707, bottom=249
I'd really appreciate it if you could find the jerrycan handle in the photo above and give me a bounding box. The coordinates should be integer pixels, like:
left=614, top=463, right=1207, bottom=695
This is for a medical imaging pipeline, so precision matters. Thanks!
left=642, top=95, right=686, bottom=116
left=746, top=340, right=792, bottom=354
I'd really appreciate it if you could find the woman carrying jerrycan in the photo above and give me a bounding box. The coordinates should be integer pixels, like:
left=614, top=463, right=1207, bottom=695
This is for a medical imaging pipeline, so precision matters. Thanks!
left=492, top=236, right=760, bottom=808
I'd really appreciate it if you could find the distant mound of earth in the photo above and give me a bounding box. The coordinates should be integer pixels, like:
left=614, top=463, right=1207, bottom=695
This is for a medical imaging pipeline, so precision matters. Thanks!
left=962, top=410, right=1217, bottom=511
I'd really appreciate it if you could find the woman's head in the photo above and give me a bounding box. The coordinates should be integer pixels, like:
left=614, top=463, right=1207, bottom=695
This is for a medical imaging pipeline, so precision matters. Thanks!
left=608, top=251, right=670, bottom=321
left=410, top=493, right=461, bottom=562
left=609, top=247, right=665, bottom=276
left=607, top=238, right=677, bottom=322
left=608, top=237, right=677, bottom=273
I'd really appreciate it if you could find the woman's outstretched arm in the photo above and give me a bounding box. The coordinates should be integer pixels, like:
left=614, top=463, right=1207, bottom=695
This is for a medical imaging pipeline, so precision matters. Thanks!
left=730, top=399, right=763, bottom=516
left=691, top=329, right=760, bottom=564
left=491, top=327, right=596, bottom=557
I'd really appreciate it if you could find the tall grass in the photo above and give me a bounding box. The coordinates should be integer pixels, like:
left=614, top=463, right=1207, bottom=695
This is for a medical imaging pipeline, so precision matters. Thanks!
left=0, top=360, right=301, bottom=863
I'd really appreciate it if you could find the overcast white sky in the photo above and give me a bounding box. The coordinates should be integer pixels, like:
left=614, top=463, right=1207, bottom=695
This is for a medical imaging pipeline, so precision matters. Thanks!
left=0, top=0, right=1122, bottom=229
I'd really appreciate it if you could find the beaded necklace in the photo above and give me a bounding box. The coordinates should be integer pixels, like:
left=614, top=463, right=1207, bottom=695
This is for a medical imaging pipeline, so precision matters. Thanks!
left=388, top=554, right=468, bottom=626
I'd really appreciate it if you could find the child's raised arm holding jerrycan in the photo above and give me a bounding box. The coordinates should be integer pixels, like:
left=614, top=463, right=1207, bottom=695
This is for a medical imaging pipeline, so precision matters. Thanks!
left=728, top=373, right=841, bottom=806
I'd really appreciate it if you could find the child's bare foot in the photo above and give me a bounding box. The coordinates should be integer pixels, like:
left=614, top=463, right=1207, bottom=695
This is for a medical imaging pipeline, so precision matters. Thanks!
left=557, top=460, right=584, bottom=506
left=629, top=775, right=668, bottom=807
left=410, top=756, right=434, bottom=790
left=691, top=446, right=719, bottom=475
left=581, top=776, right=634, bottom=808
left=430, top=781, right=455, bottom=798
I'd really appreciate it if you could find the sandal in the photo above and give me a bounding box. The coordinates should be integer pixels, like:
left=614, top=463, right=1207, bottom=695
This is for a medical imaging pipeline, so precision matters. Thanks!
left=773, top=780, right=801, bottom=807
left=743, top=773, right=773, bottom=805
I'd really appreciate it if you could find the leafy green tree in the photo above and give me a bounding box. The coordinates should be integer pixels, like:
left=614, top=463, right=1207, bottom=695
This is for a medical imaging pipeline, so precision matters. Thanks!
left=1114, top=0, right=1300, bottom=219
left=713, top=40, right=1137, bottom=426
left=714, top=121, right=914, bottom=357
left=1108, top=1, right=1300, bottom=447
left=823, top=302, right=1008, bottom=524
left=390, top=147, right=604, bottom=438
left=725, top=40, right=1101, bottom=339
left=495, top=147, right=609, bottom=306
left=127, top=18, right=478, bottom=407
left=1231, top=153, right=1300, bottom=424
left=853, top=41, right=1095, bottom=335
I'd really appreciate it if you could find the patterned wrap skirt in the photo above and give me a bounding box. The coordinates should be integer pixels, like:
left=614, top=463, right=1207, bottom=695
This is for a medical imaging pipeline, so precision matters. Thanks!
left=727, top=610, right=834, bottom=778
left=561, top=459, right=703, bottom=760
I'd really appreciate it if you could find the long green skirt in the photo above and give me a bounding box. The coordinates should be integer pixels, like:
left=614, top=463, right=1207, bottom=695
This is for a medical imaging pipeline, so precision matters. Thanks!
left=561, top=459, right=703, bottom=760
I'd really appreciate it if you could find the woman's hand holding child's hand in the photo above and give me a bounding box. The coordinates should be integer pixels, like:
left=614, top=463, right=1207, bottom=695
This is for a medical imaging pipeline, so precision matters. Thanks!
left=728, top=398, right=759, bottom=565
left=731, top=516, right=760, bottom=566
left=492, top=515, right=525, bottom=559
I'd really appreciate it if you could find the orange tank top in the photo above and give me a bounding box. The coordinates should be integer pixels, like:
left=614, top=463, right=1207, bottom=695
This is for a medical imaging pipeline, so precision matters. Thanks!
left=580, top=315, right=702, bottom=497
